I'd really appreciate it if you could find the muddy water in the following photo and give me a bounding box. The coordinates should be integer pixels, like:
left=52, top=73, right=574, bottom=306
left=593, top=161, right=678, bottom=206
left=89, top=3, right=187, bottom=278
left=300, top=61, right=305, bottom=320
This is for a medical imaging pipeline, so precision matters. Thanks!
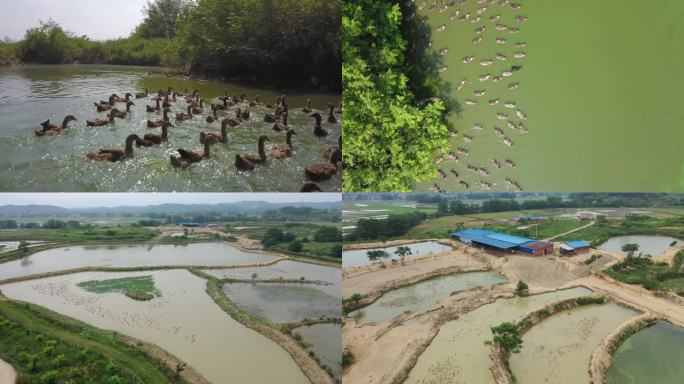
left=405, top=286, right=592, bottom=384
left=349, top=271, right=507, bottom=324
left=599, top=235, right=680, bottom=257
left=342, top=241, right=453, bottom=268
left=0, top=242, right=275, bottom=280
left=510, top=302, right=637, bottom=384
left=223, top=282, right=341, bottom=323
left=0, top=65, right=341, bottom=192
left=0, top=269, right=307, bottom=383
left=605, top=321, right=684, bottom=384
left=293, top=323, right=342, bottom=382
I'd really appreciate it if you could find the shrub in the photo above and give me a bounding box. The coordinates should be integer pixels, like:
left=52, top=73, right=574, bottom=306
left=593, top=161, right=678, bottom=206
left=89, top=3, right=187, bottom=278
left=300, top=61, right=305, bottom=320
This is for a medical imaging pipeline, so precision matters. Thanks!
left=516, top=281, right=529, bottom=296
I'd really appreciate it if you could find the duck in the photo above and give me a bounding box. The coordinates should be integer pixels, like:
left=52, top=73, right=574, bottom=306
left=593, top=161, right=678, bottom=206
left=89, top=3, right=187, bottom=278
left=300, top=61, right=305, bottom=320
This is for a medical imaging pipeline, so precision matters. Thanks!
left=235, top=135, right=269, bottom=171
left=206, top=106, right=218, bottom=123
left=201, top=118, right=230, bottom=144
left=191, top=99, right=204, bottom=114
left=302, top=98, right=313, bottom=113
left=249, top=95, right=260, bottom=107
left=146, top=99, right=161, bottom=113
left=176, top=106, right=193, bottom=121
left=113, top=93, right=133, bottom=103
left=35, top=115, right=78, bottom=137
left=94, top=95, right=117, bottom=111
left=264, top=111, right=278, bottom=123
left=311, top=112, right=328, bottom=136
left=109, top=101, right=135, bottom=118
left=84, top=134, right=141, bottom=162
left=272, top=112, right=289, bottom=132
left=170, top=134, right=219, bottom=169
left=86, top=114, right=115, bottom=127
left=162, top=95, right=172, bottom=108
left=271, top=129, right=297, bottom=159
left=213, top=97, right=229, bottom=111
left=147, top=108, right=171, bottom=128
left=240, top=108, right=250, bottom=120
left=139, top=121, right=174, bottom=146
left=328, top=103, right=337, bottom=124
left=135, top=89, right=148, bottom=99
left=304, top=148, right=341, bottom=181
left=227, top=108, right=242, bottom=127
left=323, top=135, right=342, bottom=160
left=266, top=95, right=281, bottom=109
left=300, top=182, right=322, bottom=192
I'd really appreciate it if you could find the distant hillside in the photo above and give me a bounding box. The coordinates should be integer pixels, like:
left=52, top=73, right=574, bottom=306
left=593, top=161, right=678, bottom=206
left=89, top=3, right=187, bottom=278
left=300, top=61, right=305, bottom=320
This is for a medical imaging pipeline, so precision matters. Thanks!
left=0, top=201, right=341, bottom=218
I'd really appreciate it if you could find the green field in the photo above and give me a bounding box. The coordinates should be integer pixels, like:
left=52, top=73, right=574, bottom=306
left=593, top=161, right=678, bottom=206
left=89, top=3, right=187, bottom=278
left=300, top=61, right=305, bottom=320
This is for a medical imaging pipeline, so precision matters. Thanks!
left=414, top=0, right=684, bottom=192
left=78, top=276, right=160, bottom=301
left=606, top=251, right=684, bottom=292
left=556, top=216, right=684, bottom=245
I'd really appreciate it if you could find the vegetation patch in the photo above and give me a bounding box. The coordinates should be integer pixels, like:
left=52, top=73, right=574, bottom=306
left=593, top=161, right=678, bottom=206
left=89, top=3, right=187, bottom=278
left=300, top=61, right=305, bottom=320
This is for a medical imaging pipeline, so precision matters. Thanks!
left=77, top=276, right=160, bottom=301
left=605, top=255, right=684, bottom=292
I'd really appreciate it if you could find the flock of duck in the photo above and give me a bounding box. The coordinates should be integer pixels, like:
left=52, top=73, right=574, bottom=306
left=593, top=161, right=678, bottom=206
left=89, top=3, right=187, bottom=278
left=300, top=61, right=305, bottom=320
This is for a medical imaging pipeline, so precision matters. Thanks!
left=34, top=88, right=342, bottom=192
left=418, top=0, right=527, bottom=193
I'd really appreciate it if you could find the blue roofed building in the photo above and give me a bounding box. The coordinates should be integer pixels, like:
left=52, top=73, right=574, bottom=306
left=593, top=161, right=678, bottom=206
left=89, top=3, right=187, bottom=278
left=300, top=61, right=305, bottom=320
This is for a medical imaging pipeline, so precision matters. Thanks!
left=559, top=240, right=592, bottom=255
left=451, top=228, right=541, bottom=255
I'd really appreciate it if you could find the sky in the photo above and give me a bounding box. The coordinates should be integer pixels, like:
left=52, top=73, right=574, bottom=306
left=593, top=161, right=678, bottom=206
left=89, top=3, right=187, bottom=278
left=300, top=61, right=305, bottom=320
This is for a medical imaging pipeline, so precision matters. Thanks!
left=0, top=193, right=341, bottom=208
left=0, top=0, right=149, bottom=41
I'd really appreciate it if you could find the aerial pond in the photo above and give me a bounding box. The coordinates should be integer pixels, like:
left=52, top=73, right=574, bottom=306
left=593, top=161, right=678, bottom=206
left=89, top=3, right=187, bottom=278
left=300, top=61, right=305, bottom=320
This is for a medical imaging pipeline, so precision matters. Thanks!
left=0, top=65, right=341, bottom=192
left=0, top=269, right=308, bottom=383
left=0, top=242, right=275, bottom=280
left=349, top=271, right=506, bottom=323
left=416, top=0, right=684, bottom=192
left=342, top=241, right=453, bottom=268
left=599, top=235, right=679, bottom=256
left=293, top=323, right=342, bottom=382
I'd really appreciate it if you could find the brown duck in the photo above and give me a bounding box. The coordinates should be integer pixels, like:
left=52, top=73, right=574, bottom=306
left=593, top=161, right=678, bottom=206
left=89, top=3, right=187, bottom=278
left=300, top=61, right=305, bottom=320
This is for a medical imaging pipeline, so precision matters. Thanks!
left=305, top=148, right=340, bottom=181
left=113, top=93, right=133, bottom=103
left=86, top=114, right=115, bottom=127
left=146, top=99, right=161, bottom=113
left=109, top=101, right=135, bottom=118
left=226, top=108, right=242, bottom=127
left=302, top=98, right=313, bottom=113
left=147, top=108, right=171, bottom=128
left=84, top=134, right=141, bottom=162
left=206, top=105, right=218, bottom=123
left=191, top=99, right=204, bottom=114
left=323, top=135, right=342, bottom=160
left=326, top=103, right=337, bottom=123
left=176, top=105, right=193, bottom=121
left=170, top=134, right=219, bottom=169
left=272, top=112, right=289, bottom=132
left=35, top=115, right=77, bottom=137
left=311, top=112, right=328, bottom=136
left=139, top=121, right=174, bottom=146
left=235, top=135, right=268, bottom=171
left=300, top=182, right=323, bottom=192
left=94, top=95, right=117, bottom=111
left=201, top=118, right=230, bottom=144
left=135, top=89, right=148, bottom=99
left=271, top=129, right=296, bottom=159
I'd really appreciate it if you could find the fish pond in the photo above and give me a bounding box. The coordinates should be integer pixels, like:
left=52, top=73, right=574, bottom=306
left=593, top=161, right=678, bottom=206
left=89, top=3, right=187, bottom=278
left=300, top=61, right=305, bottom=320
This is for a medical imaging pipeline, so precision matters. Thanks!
left=509, top=302, right=637, bottom=384
left=0, top=269, right=308, bottom=383
left=342, top=241, right=453, bottom=268
left=293, top=323, right=342, bottom=382
left=349, top=271, right=506, bottom=323
left=405, top=286, right=592, bottom=384
left=415, top=0, right=684, bottom=192
left=0, top=242, right=275, bottom=281
left=0, top=65, right=341, bottom=192
left=222, top=282, right=341, bottom=323
left=599, top=235, right=679, bottom=256
left=605, top=321, right=684, bottom=384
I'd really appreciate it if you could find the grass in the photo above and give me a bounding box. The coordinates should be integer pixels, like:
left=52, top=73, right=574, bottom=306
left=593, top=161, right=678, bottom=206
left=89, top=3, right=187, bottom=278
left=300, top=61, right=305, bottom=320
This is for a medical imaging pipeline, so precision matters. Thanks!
left=556, top=216, right=684, bottom=246
left=605, top=255, right=684, bottom=292
left=77, top=276, right=160, bottom=301
left=0, top=298, right=182, bottom=383
left=0, top=226, right=157, bottom=243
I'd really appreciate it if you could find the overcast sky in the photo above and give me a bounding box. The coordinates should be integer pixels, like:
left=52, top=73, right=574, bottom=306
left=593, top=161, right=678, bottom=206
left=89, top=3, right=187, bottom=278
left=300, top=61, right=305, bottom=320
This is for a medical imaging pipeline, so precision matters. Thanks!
left=0, top=193, right=341, bottom=208
left=0, top=0, right=149, bottom=41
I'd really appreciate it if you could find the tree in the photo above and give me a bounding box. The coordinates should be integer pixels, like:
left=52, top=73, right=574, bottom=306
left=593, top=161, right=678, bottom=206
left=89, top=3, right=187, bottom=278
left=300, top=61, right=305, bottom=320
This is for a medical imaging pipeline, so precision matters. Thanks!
left=282, top=232, right=296, bottom=242
left=135, top=0, right=191, bottom=39
left=331, top=244, right=343, bottom=258
left=314, top=226, right=342, bottom=242
left=288, top=240, right=303, bottom=252
left=367, top=250, right=388, bottom=263
left=342, top=0, right=449, bottom=191
left=516, top=280, right=529, bottom=296
left=437, top=200, right=449, bottom=216
left=262, top=228, right=284, bottom=247
left=395, top=246, right=412, bottom=262
left=491, top=322, right=523, bottom=353
left=17, top=241, right=29, bottom=253
left=622, top=243, right=640, bottom=258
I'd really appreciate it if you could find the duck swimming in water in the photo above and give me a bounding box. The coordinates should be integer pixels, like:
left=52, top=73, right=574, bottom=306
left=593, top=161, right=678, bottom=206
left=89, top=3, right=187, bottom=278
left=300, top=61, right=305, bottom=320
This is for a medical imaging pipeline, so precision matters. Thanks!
left=304, top=148, right=341, bottom=181
left=146, top=99, right=161, bottom=113
left=235, top=135, right=269, bottom=171
left=139, top=121, right=174, bottom=146
left=271, top=129, right=297, bottom=159
left=323, top=135, right=342, bottom=161
left=109, top=101, right=135, bottom=118
left=95, top=95, right=116, bottom=112
left=113, top=93, right=133, bottom=103
left=191, top=99, right=204, bottom=114
left=170, top=134, right=219, bottom=169
left=84, top=134, right=141, bottom=162
left=227, top=108, right=243, bottom=127
left=300, top=182, right=322, bottom=192
left=201, top=118, right=230, bottom=144
left=302, top=98, right=313, bottom=113
left=35, top=115, right=78, bottom=137
left=147, top=108, right=171, bottom=128
left=86, top=114, right=115, bottom=127
left=326, top=103, right=337, bottom=123
left=206, top=106, right=218, bottom=123
left=135, top=89, right=148, bottom=99
left=311, top=113, right=328, bottom=136
left=272, top=112, right=290, bottom=132
left=176, top=106, right=193, bottom=121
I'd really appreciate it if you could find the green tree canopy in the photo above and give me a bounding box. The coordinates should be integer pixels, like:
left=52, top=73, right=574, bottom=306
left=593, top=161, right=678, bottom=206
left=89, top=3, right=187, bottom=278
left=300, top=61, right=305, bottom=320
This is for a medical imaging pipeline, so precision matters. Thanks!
left=342, top=0, right=449, bottom=191
left=491, top=322, right=523, bottom=353
left=314, top=226, right=342, bottom=242
left=367, top=250, right=388, bottom=263
left=394, top=246, right=412, bottom=260
left=622, top=243, right=640, bottom=258
left=135, top=0, right=191, bottom=39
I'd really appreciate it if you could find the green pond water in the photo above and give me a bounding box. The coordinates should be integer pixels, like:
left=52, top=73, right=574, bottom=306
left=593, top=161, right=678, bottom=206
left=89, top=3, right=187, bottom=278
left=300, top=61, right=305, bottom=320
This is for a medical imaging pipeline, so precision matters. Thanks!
left=0, top=242, right=275, bottom=281
left=405, top=286, right=592, bottom=384
left=293, top=323, right=342, bottom=382
left=510, top=302, right=637, bottom=384
left=605, top=321, right=684, bottom=384
left=349, top=271, right=507, bottom=323
left=415, top=0, right=684, bottom=192
left=599, top=235, right=679, bottom=256
left=0, top=65, right=341, bottom=191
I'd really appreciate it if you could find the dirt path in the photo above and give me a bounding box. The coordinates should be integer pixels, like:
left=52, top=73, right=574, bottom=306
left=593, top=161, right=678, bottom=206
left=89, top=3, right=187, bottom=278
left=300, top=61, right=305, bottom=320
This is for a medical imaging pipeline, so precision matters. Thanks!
left=544, top=221, right=595, bottom=241
left=0, top=359, right=15, bottom=384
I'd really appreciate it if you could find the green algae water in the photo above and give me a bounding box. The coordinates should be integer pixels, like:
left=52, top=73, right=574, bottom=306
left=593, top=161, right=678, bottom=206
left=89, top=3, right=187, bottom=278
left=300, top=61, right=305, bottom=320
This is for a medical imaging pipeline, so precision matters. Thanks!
left=605, top=321, right=684, bottom=384
left=0, top=65, right=341, bottom=191
left=415, top=0, right=684, bottom=192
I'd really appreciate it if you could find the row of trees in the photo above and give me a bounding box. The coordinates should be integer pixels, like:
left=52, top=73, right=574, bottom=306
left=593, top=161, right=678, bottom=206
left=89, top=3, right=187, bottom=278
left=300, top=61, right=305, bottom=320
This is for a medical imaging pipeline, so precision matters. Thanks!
left=9, top=0, right=341, bottom=89
left=0, top=219, right=80, bottom=229
left=348, top=211, right=427, bottom=241
left=366, top=245, right=412, bottom=263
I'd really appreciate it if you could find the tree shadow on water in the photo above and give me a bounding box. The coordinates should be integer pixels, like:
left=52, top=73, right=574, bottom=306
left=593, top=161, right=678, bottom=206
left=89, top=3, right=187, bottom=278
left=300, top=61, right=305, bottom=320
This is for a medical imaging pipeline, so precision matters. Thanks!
left=399, top=1, right=461, bottom=132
